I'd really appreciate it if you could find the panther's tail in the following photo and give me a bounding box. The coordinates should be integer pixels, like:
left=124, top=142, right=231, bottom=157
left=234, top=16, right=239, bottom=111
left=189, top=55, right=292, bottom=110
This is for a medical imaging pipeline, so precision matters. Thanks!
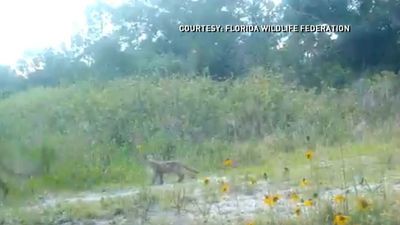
left=182, top=164, right=199, bottom=174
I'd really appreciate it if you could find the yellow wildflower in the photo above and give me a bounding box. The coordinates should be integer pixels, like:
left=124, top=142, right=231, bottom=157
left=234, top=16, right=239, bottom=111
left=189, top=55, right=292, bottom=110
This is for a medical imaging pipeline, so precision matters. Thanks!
left=333, top=213, right=350, bottom=225
left=300, top=178, right=310, bottom=187
left=305, top=149, right=314, bottom=160
left=333, top=194, right=346, bottom=204
left=356, top=197, right=372, bottom=211
left=273, top=194, right=281, bottom=202
left=304, top=199, right=313, bottom=207
left=263, top=195, right=273, bottom=206
left=263, top=194, right=280, bottom=207
left=221, top=182, right=230, bottom=193
left=223, top=158, right=233, bottom=167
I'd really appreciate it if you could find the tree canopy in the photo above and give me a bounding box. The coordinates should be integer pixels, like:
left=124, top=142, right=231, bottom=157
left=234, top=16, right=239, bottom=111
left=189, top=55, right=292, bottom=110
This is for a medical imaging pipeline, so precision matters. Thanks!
left=1, top=0, right=399, bottom=95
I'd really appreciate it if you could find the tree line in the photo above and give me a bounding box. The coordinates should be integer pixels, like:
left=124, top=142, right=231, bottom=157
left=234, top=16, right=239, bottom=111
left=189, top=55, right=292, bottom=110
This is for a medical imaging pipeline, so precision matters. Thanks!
left=1, top=0, right=400, bottom=97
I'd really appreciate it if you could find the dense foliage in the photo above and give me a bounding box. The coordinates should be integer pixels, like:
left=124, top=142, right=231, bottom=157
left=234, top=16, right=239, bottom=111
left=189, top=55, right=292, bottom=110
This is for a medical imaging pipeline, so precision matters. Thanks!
left=0, top=70, right=399, bottom=194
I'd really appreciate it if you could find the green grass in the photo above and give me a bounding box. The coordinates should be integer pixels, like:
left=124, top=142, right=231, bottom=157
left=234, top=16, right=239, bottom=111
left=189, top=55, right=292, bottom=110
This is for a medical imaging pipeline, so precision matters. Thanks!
left=0, top=70, right=399, bottom=203
left=0, top=136, right=398, bottom=224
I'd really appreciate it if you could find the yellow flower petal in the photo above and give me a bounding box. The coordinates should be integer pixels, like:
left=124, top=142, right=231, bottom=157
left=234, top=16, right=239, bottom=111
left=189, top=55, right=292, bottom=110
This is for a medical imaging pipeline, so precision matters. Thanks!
left=263, top=194, right=280, bottom=207
left=221, top=182, right=230, bottom=193
left=356, top=197, right=372, bottom=211
left=223, top=158, right=233, bottom=167
left=304, top=199, right=313, bottom=207
left=333, top=194, right=346, bottom=204
left=305, top=150, right=314, bottom=160
left=300, top=178, right=310, bottom=187
left=333, top=213, right=350, bottom=225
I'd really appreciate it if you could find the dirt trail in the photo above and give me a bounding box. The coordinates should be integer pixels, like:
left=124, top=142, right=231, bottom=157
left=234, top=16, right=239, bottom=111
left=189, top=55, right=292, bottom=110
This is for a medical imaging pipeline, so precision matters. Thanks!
left=22, top=176, right=400, bottom=225
left=10, top=154, right=400, bottom=224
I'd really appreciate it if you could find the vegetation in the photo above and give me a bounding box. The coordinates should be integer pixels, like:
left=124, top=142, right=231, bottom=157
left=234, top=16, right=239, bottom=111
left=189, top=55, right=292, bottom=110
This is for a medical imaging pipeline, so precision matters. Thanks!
left=0, top=69, right=398, bottom=197
left=0, top=0, right=399, bottom=224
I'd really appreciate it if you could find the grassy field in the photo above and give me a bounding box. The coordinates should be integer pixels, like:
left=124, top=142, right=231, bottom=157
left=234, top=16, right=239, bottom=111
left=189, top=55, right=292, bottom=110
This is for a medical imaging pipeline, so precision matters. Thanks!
left=0, top=70, right=399, bottom=224
left=0, top=135, right=399, bottom=224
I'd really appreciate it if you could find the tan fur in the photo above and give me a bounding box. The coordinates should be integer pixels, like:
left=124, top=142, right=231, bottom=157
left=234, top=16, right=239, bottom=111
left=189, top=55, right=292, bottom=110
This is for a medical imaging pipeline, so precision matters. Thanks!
left=145, top=155, right=198, bottom=185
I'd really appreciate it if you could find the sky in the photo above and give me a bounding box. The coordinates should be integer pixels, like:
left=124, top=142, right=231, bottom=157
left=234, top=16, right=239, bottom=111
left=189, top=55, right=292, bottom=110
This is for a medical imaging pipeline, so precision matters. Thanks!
left=0, top=0, right=124, bottom=66
left=0, top=0, right=282, bottom=67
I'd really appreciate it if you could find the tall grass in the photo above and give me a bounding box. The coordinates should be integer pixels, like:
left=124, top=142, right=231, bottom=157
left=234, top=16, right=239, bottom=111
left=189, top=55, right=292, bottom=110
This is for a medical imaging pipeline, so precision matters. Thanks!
left=0, top=69, right=399, bottom=197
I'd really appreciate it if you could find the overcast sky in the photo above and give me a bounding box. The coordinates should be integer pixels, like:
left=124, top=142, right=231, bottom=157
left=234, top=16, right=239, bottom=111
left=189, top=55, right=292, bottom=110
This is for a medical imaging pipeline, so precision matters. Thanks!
left=0, top=0, right=282, bottom=67
left=0, top=0, right=124, bottom=66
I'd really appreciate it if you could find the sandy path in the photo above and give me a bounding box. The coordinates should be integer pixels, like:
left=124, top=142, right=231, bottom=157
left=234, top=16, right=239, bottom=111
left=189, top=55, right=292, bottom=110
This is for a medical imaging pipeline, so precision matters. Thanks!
left=21, top=176, right=400, bottom=225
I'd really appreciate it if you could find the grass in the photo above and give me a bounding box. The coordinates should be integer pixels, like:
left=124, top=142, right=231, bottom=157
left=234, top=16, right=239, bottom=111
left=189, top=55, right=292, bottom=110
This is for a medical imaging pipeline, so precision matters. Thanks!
left=222, top=134, right=400, bottom=186
left=0, top=70, right=399, bottom=223
left=0, top=134, right=398, bottom=224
